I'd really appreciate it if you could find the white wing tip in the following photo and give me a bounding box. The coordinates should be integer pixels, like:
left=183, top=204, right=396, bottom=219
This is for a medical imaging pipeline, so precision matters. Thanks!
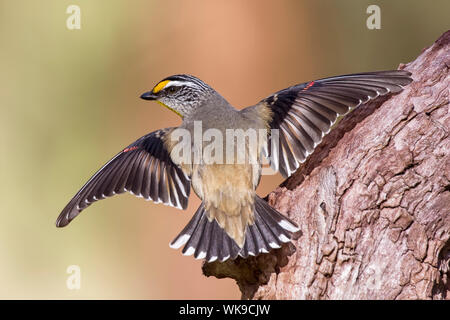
left=269, top=242, right=281, bottom=249
left=169, top=234, right=190, bottom=249
left=195, top=251, right=206, bottom=259
left=207, top=256, right=218, bottom=262
left=278, top=234, right=290, bottom=243
left=279, top=220, right=300, bottom=233
left=183, top=247, right=195, bottom=256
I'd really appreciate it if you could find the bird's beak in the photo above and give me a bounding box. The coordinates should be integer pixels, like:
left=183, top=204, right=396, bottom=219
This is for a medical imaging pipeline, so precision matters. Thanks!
left=140, top=91, right=158, bottom=100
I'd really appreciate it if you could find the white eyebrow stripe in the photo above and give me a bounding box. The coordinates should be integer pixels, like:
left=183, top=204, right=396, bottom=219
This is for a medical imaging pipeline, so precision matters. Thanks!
left=164, top=81, right=197, bottom=89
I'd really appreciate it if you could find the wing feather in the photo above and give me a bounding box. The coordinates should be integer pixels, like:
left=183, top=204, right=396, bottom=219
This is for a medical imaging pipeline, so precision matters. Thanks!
left=56, top=128, right=191, bottom=227
left=254, top=70, right=412, bottom=177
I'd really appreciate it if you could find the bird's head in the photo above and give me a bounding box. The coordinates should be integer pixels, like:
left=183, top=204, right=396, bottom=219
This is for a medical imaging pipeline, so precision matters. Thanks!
left=140, top=74, right=214, bottom=118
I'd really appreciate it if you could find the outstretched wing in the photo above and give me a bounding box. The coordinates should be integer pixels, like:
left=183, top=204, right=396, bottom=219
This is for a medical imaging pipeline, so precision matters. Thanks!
left=56, top=128, right=191, bottom=227
left=255, top=70, right=412, bottom=177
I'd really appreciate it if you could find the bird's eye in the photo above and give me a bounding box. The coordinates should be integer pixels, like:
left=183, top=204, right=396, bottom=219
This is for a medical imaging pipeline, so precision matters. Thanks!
left=167, top=86, right=180, bottom=94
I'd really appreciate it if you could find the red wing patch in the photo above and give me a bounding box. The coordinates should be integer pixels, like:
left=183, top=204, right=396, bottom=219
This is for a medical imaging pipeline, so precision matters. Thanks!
left=123, top=146, right=139, bottom=153
left=302, top=81, right=315, bottom=91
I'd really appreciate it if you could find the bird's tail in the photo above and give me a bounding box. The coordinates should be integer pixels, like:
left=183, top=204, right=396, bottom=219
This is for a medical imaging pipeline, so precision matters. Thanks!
left=169, top=196, right=300, bottom=262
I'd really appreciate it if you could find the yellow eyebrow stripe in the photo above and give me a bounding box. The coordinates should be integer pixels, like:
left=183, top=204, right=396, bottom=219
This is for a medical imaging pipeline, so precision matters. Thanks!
left=152, top=80, right=170, bottom=94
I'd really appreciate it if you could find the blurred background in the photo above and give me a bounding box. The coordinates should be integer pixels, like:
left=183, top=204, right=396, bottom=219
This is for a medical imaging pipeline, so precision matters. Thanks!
left=0, top=0, right=448, bottom=299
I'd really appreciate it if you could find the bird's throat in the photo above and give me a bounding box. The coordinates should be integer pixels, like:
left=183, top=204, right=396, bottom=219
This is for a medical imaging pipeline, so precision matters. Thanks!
left=156, top=101, right=183, bottom=118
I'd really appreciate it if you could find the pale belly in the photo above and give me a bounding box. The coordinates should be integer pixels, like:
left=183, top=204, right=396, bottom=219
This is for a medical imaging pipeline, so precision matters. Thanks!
left=189, top=162, right=261, bottom=247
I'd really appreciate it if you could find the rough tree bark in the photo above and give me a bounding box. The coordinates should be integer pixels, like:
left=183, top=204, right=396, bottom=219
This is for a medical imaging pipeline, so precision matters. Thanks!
left=203, top=31, right=450, bottom=300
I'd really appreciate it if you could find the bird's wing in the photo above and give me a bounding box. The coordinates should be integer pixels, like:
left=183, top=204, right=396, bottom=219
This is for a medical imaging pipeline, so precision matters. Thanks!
left=56, top=128, right=191, bottom=227
left=252, top=70, right=412, bottom=177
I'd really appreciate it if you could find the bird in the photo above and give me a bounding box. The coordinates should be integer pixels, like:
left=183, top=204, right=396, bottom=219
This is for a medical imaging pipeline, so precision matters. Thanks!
left=56, top=70, right=412, bottom=262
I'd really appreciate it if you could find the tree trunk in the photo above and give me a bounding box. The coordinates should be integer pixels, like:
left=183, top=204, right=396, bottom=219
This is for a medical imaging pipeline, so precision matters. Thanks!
left=203, top=30, right=450, bottom=300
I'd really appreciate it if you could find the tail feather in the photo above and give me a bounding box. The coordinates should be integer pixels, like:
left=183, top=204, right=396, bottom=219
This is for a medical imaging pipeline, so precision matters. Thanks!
left=252, top=208, right=282, bottom=249
left=229, top=235, right=241, bottom=260
left=194, top=217, right=212, bottom=259
left=181, top=212, right=206, bottom=256
left=205, top=222, right=217, bottom=262
left=169, top=204, right=203, bottom=249
left=219, top=230, right=231, bottom=261
left=255, top=199, right=295, bottom=243
left=248, top=222, right=270, bottom=254
left=242, top=227, right=257, bottom=257
left=170, top=196, right=300, bottom=262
